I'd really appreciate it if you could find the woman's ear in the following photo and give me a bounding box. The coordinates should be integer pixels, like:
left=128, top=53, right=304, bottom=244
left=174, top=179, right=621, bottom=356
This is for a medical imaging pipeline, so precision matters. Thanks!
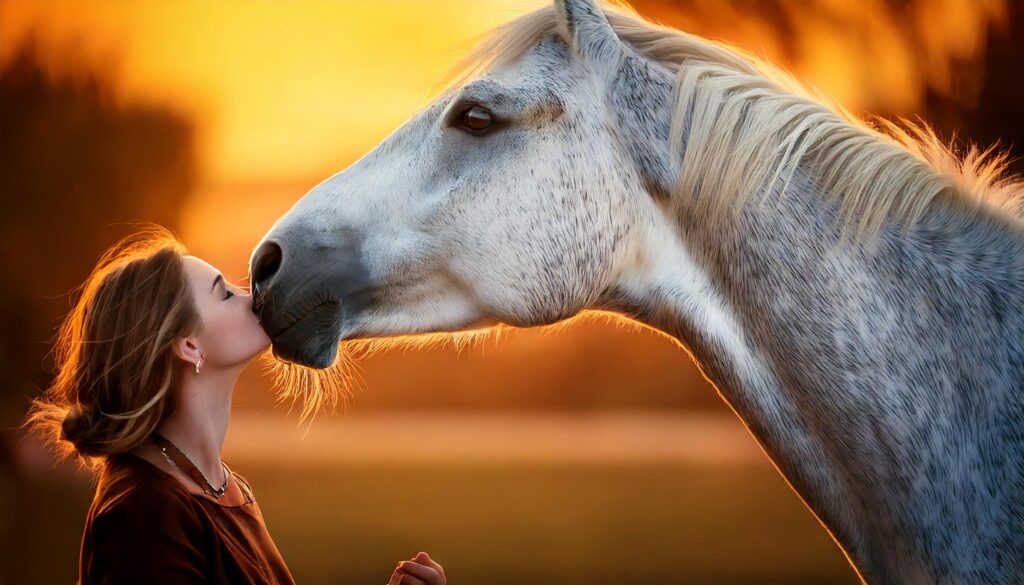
left=172, top=337, right=203, bottom=366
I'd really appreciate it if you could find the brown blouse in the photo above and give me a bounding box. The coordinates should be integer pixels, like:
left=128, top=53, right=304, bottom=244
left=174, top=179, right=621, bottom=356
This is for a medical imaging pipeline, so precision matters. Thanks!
left=78, top=452, right=296, bottom=585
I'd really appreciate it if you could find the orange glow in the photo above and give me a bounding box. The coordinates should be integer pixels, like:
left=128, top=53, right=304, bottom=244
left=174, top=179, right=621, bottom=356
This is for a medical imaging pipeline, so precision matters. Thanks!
left=644, top=0, right=1006, bottom=114
left=1, top=0, right=1006, bottom=274
left=1, top=1, right=547, bottom=184
left=6, top=6, right=1013, bottom=582
left=0, top=0, right=546, bottom=270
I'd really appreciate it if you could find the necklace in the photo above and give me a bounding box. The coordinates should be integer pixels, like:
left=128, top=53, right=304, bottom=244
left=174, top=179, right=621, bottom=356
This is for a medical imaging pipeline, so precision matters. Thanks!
left=151, top=432, right=229, bottom=499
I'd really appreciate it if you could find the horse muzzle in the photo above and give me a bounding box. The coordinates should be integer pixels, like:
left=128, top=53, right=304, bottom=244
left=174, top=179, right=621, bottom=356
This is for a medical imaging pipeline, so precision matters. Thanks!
left=249, top=227, right=373, bottom=368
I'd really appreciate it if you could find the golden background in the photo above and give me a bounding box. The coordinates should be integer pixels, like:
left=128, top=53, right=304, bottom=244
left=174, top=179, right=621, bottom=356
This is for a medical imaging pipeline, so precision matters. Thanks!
left=1, top=1, right=1019, bottom=583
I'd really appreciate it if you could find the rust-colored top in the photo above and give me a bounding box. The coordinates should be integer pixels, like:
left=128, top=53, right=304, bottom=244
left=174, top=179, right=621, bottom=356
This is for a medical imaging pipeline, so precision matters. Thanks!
left=78, top=452, right=296, bottom=584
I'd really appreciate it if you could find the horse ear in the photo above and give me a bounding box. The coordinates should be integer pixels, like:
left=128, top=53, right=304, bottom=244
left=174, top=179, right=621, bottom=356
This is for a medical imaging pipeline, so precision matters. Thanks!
left=558, top=0, right=674, bottom=200
left=554, top=0, right=623, bottom=65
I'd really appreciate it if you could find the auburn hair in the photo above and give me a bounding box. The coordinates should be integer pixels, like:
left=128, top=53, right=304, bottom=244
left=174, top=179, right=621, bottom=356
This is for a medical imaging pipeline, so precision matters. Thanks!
left=24, top=224, right=202, bottom=469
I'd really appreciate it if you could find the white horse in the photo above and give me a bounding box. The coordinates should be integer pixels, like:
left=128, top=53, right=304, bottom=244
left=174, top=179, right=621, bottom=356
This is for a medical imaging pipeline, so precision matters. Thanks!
left=249, top=1, right=1024, bottom=582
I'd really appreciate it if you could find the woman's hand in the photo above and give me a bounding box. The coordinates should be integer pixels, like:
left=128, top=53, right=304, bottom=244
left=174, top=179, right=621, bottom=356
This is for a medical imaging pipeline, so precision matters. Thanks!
left=387, top=551, right=446, bottom=585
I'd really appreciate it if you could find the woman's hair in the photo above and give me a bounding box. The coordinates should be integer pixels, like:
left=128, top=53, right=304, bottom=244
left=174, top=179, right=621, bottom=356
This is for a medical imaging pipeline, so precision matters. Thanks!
left=23, top=224, right=202, bottom=468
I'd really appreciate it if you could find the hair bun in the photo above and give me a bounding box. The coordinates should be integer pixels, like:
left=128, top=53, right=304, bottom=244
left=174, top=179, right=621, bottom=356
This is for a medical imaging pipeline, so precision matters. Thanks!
left=60, top=404, right=93, bottom=445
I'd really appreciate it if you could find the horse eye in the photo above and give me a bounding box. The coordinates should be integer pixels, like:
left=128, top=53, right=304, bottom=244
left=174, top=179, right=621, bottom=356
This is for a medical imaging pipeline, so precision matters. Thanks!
left=461, top=106, right=494, bottom=133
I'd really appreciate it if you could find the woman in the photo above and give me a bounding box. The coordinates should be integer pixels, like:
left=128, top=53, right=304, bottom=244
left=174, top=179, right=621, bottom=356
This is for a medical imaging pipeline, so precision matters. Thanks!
left=25, top=225, right=445, bottom=585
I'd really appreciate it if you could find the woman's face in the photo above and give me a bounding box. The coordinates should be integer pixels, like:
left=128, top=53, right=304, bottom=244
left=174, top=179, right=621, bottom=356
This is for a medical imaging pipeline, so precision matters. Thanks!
left=181, top=255, right=271, bottom=369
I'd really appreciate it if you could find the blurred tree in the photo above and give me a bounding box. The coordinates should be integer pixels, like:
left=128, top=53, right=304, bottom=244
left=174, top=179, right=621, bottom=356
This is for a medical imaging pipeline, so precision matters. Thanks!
left=921, top=1, right=1024, bottom=176
left=632, top=0, right=1023, bottom=174
left=0, top=32, right=198, bottom=585
left=0, top=33, right=197, bottom=466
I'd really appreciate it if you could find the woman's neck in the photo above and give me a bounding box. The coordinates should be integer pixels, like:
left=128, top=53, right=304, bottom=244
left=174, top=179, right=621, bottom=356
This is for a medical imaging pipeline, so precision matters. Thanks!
left=154, top=365, right=242, bottom=486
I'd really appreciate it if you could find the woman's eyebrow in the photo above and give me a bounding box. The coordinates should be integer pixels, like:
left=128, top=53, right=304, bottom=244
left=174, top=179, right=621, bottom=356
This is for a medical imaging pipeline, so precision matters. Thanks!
left=211, top=274, right=224, bottom=293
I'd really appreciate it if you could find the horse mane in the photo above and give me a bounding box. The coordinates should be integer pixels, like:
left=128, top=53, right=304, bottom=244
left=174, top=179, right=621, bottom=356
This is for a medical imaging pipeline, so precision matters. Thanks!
left=447, top=2, right=1024, bottom=240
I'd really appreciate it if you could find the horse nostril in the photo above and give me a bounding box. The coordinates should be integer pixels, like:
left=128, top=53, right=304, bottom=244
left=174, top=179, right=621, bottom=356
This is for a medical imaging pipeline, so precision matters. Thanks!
left=250, top=240, right=283, bottom=300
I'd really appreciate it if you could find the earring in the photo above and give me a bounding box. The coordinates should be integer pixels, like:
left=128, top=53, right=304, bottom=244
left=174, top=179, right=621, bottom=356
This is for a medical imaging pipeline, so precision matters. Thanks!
left=194, top=353, right=205, bottom=374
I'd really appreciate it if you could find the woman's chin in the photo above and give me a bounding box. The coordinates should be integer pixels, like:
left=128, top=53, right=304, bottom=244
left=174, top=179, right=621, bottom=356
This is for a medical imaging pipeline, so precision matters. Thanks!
left=258, top=336, right=273, bottom=354
left=234, top=339, right=275, bottom=368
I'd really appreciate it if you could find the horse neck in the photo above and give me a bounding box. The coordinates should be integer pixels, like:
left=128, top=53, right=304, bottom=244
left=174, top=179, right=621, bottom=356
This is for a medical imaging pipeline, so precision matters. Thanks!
left=606, top=167, right=1024, bottom=582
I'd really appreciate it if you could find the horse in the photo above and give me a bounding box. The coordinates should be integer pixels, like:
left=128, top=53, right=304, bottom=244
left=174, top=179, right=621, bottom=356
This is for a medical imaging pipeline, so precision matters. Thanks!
left=248, top=1, right=1024, bottom=582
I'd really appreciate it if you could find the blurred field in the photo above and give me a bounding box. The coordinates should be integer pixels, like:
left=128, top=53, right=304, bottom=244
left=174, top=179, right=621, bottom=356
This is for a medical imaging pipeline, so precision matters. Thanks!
left=8, top=413, right=858, bottom=585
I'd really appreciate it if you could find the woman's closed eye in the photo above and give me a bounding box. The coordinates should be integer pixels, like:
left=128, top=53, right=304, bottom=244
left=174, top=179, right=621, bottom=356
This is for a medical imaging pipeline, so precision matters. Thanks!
left=224, top=286, right=235, bottom=300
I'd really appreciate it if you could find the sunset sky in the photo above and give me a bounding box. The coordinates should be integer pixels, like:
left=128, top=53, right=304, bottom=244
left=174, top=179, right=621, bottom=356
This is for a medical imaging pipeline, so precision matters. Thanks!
left=2, top=1, right=552, bottom=182
left=2, top=0, right=1007, bottom=279
left=1, top=0, right=548, bottom=274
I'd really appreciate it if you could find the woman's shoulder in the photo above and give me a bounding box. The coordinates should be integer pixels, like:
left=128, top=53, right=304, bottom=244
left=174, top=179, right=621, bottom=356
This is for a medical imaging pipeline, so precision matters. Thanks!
left=225, top=461, right=257, bottom=502
left=91, top=453, right=201, bottom=522
left=82, top=454, right=214, bottom=582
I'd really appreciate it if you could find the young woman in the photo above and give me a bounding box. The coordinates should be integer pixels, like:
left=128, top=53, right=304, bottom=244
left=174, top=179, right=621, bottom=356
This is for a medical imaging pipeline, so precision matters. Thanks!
left=25, top=226, right=446, bottom=585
